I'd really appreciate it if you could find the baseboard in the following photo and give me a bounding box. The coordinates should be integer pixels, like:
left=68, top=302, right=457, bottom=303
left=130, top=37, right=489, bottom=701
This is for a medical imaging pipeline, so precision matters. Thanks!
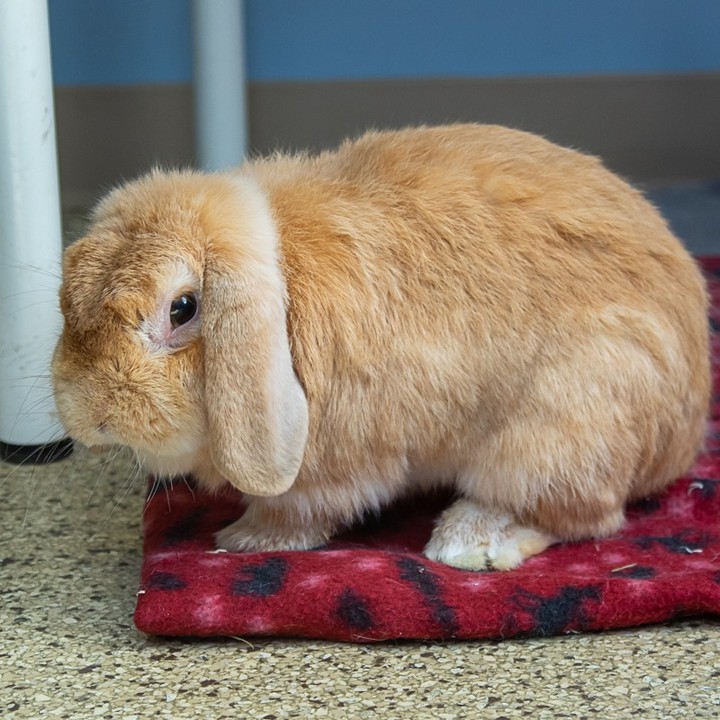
left=55, top=84, right=196, bottom=208
left=55, top=72, right=720, bottom=208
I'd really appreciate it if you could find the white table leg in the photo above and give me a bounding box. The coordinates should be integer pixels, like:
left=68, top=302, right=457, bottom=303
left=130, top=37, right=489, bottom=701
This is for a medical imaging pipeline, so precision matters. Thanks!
left=0, top=0, right=71, bottom=463
left=192, top=0, right=248, bottom=171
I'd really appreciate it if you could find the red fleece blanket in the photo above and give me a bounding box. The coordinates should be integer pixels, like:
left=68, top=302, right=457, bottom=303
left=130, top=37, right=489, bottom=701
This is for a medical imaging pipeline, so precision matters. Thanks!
left=134, top=259, right=720, bottom=641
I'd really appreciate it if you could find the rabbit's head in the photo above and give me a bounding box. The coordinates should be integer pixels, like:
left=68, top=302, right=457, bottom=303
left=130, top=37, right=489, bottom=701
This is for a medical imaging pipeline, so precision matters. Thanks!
left=53, top=170, right=308, bottom=496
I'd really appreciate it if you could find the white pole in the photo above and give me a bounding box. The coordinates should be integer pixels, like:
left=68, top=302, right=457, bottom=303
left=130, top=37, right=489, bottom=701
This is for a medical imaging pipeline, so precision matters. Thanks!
left=192, top=0, right=248, bottom=171
left=0, top=0, right=69, bottom=461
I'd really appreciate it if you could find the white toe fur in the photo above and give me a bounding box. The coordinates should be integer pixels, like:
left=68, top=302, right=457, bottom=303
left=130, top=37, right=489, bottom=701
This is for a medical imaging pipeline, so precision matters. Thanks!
left=424, top=499, right=555, bottom=571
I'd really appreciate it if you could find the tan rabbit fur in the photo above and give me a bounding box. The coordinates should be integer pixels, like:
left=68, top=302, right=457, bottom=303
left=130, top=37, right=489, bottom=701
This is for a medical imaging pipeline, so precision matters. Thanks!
left=53, top=124, right=710, bottom=570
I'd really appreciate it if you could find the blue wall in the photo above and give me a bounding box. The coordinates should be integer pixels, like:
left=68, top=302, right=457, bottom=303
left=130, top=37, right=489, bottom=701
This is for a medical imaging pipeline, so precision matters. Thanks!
left=49, top=0, right=720, bottom=86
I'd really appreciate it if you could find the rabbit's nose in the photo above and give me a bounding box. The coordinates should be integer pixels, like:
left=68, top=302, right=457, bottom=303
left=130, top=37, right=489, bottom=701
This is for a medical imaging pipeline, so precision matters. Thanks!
left=95, top=421, right=121, bottom=442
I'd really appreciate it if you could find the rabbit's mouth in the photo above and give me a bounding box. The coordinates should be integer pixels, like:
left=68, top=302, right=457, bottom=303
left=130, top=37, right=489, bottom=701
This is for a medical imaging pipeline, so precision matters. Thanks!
left=135, top=447, right=200, bottom=480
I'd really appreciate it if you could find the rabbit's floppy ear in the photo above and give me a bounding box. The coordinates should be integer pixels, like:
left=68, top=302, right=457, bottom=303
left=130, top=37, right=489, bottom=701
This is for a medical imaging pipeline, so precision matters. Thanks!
left=202, top=177, right=308, bottom=496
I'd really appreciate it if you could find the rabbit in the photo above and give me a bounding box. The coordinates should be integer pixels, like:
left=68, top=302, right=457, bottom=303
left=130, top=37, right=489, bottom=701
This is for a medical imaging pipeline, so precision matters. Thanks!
left=52, top=124, right=710, bottom=571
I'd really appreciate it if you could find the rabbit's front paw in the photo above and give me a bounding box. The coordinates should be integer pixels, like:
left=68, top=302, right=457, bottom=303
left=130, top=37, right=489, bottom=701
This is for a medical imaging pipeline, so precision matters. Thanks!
left=424, top=499, right=555, bottom=571
left=215, top=513, right=330, bottom=553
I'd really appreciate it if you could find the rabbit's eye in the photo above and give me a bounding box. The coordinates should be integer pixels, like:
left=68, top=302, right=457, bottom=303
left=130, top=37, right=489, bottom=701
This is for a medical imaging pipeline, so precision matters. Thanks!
left=169, top=293, right=198, bottom=329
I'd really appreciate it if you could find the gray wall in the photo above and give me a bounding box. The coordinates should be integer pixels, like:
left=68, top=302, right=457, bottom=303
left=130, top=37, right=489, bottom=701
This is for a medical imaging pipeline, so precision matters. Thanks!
left=56, top=73, right=720, bottom=208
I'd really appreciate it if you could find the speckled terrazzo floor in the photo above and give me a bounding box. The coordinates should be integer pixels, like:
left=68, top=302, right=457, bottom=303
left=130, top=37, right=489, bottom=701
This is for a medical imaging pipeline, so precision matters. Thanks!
left=2, top=448, right=720, bottom=718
